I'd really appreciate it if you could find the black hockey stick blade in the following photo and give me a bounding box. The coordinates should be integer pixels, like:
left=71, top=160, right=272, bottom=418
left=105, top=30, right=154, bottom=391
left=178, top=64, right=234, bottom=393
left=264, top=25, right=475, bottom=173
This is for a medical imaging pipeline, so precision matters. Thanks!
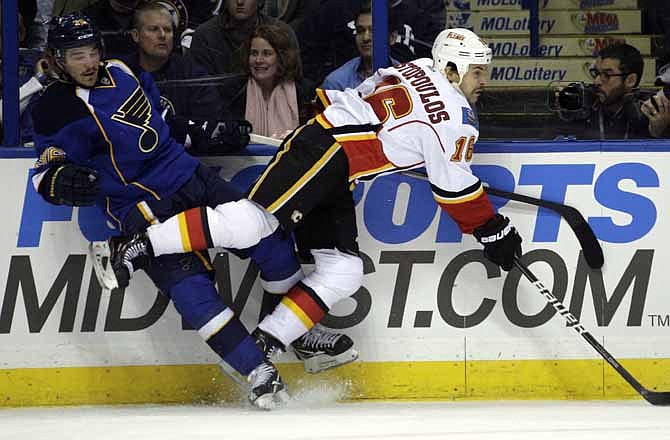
left=485, top=186, right=604, bottom=269
left=640, top=389, right=670, bottom=406
left=514, top=258, right=670, bottom=406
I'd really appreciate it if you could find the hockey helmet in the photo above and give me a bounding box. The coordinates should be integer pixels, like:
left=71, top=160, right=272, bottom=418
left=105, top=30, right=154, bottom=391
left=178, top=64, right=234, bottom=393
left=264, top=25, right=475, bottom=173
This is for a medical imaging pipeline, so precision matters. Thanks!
left=432, top=28, right=491, bottom=85
left=47, top=12, right=102, bottom=60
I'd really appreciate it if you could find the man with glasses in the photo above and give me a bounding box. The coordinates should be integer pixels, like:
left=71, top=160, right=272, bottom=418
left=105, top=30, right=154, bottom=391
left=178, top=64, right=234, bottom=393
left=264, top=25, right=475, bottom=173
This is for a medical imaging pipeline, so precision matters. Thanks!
left=579, top=43, right=650, bottom=139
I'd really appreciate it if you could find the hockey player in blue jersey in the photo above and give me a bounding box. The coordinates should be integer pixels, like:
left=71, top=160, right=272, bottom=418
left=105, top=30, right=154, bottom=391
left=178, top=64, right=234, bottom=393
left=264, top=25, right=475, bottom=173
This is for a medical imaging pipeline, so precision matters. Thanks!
left=30, top=12, right=307, bottom=410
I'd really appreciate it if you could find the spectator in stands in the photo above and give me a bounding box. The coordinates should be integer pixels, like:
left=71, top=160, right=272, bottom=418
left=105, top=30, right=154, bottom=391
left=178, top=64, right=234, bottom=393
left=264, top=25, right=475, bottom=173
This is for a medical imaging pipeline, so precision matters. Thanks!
left=320, top=1, right=398, bottom=91
left=296, top=0, right=357, bottom=83
left=640, top=63, right=670, bottom=138
left=189, top=0, right=298, bottom=76
left=28, top=0, right=53, bottom=49
left=123, top=3, right=250, bottom=154
left=52, top=0, right=99, bottom=16
left=298, top=0, right=429, bottom=85
left=82, top=0, right=143, bottom=58
left=558, top=43, right=650, bottom=139
left=221, top=23, right=314, bottom=139
left=261, top=0, right=317, bottom=36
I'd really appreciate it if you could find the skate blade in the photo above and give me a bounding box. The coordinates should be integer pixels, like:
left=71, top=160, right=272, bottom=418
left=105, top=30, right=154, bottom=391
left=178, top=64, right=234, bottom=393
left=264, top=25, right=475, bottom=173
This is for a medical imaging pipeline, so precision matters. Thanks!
left=251, top=389, right=289, bottom=411
left=302, top=348, right=359, bottom=374
left=89, top=241, right=118, bottom=291
left=251, top=393, right=276, bottom=410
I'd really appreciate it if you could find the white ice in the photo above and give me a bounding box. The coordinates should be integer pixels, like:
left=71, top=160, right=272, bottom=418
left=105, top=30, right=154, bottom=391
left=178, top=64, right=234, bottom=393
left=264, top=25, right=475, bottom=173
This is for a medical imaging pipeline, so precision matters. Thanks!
left=2, top=398, right=669, bottom=440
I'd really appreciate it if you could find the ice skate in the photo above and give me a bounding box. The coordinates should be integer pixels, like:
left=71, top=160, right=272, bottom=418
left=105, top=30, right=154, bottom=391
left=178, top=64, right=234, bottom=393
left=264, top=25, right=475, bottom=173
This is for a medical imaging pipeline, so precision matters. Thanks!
left=247, top=361, right=289, bottom=410
left=291, top=323, right=359, bottom=373
left=91, top=233, right=151, bottom=290
left=252, top=328, right=286, bottom=359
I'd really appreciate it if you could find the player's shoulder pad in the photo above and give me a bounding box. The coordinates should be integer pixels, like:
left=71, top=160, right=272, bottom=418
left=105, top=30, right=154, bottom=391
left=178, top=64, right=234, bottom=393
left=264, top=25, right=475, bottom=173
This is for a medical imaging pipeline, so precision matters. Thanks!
left=32, top=80, right=90, bottom=136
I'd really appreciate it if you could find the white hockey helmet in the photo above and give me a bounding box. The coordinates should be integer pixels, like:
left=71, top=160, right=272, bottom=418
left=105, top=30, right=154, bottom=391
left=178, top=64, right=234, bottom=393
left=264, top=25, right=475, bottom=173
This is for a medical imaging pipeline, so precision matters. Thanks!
left=432, top=28, right=492, bottom=85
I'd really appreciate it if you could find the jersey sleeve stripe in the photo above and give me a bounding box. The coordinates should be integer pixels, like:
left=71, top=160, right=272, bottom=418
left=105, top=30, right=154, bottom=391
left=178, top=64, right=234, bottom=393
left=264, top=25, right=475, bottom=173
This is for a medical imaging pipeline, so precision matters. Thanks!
left=430, top=180, right=483, bottom=203
left=333, top=133, right=377, bottom=143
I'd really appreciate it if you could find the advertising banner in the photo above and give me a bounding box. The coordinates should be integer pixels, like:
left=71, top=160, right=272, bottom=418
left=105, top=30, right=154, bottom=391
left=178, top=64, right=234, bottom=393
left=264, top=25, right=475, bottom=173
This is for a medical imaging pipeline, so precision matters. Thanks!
left=489, top=56, right=656, bottom=86
left=487, top=35, right=652, bottom=57
left=2, top=144, right=670, bottom=404
left=448, top=10, right=641, bottom=35
left=448, top=0, right=639, bottom=11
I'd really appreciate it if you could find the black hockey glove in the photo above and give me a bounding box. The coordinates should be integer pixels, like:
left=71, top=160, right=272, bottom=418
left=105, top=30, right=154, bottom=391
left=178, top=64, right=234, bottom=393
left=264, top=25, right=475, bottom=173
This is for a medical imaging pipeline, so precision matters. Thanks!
left=187, top=119, right=252, bottom=155
left=38, top=164, right=100, bottom=206
left=473, top=214, right=522, bottom=271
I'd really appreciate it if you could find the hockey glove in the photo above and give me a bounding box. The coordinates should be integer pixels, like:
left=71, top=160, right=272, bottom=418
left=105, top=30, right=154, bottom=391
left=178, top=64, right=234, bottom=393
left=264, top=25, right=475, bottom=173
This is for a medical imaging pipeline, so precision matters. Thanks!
left=473, top=214, right=522, bottom=271
left=38, top=164, right=100, bottom=206
left=187, top=119, right=252, bottom=155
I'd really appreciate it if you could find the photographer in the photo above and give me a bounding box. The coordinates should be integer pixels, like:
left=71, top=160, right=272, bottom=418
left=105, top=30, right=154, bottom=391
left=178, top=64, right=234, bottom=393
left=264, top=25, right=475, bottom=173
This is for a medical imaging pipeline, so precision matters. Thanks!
left=556, top=43, right=651, bottom=140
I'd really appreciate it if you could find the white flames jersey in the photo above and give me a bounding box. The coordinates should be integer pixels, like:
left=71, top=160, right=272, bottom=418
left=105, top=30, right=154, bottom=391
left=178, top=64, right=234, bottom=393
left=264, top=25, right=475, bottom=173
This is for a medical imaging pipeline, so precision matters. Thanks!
left=314, top=58, right=494, bottom=233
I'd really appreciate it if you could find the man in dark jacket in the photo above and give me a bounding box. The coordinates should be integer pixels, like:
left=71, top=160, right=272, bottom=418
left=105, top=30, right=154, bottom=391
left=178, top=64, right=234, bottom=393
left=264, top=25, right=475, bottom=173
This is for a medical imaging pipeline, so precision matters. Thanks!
left=557, top=43, right=651, bottom=139
left=124, top=2, right=250, bottom=154
left=189, top=0, right=298, bottom=75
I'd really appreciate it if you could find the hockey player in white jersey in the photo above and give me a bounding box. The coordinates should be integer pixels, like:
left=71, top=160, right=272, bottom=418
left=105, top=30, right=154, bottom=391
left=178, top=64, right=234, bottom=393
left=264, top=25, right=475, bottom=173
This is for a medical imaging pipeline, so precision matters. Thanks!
left=106, top=28, right=523, bottom=365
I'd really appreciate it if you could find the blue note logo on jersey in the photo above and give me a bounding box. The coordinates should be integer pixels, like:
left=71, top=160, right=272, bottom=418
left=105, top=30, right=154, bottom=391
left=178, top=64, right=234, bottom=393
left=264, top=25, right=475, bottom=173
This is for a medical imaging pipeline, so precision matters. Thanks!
left=462, top=107, right=478, bottom=129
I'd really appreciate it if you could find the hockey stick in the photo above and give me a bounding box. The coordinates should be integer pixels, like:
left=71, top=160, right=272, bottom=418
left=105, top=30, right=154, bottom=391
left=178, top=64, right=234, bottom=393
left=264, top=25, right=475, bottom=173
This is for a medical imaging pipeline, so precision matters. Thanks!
left=514, top=257, right=670, bottom=406
left=402, top=169, right=604, bottom=269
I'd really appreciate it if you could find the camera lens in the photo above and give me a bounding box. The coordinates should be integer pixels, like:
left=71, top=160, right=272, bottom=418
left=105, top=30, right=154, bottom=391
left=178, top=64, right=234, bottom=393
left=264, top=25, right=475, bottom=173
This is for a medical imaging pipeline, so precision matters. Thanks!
left=558, top=85, right=583, bottom=111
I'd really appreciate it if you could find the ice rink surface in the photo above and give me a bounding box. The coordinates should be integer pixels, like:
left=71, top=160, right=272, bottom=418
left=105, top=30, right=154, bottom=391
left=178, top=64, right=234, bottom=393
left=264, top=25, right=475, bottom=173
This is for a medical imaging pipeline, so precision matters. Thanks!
left=3, top=398, right=669, bottom=440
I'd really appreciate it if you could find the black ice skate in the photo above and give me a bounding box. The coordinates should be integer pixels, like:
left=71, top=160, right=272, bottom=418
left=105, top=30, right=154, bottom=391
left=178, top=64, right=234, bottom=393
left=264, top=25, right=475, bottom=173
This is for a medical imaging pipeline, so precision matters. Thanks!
left=252, top=328, right=286, bottom=359
left=291, top=323, right=359, bottom=373
left=90, top=233, right=151, bottom=290
left=247, top=361, right=289, bottom=410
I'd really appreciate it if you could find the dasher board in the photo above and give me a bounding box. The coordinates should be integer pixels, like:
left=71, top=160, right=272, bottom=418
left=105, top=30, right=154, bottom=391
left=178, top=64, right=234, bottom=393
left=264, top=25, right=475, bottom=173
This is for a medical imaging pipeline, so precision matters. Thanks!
left=448, top=10, right=641, bottom=35
left=489, top=56, right=656, bottom=86
left=487, top=35, right=652, bottom=57
left=448, top=0, right=639, bottom=11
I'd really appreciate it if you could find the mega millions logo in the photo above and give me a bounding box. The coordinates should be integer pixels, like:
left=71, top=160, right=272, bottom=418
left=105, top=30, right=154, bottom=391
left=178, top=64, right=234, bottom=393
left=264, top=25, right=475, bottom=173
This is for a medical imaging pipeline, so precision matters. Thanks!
left=572, top=11, right=620, bottom=33
left=572, top=0, right=616, bottom=8
left=578, top=37, right=626, bottom=56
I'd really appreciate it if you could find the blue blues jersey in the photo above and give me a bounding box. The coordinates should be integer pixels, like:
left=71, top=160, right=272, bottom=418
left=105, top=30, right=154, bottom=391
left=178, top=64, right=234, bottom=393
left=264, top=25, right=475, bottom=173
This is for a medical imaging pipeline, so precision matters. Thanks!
left=31, top=60, right=199, bottom=226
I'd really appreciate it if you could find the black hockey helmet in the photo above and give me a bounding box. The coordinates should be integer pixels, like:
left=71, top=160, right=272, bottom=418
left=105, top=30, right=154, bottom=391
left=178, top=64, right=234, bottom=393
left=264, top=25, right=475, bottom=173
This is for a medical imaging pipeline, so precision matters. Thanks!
left=47, top=12, right=103, bottom=59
